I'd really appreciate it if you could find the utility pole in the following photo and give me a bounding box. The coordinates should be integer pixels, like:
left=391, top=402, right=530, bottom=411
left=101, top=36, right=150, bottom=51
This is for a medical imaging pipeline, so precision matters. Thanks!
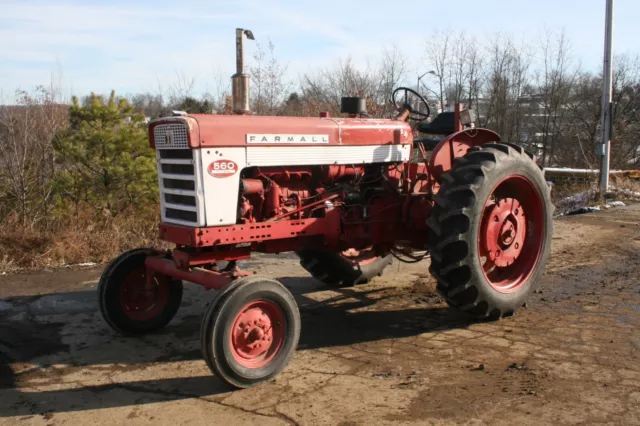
left=599, top=0, right=615, bottom=193
left=417, top=71, right=429, bottom=93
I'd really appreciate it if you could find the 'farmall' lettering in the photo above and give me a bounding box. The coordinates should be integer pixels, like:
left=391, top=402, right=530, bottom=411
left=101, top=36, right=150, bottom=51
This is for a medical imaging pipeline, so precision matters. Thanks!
left=246, top=134, right=330, bottom=144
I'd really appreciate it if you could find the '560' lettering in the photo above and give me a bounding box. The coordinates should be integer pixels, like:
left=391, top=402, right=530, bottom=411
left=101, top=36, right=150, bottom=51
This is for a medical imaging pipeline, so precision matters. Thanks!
left=208, top=159, right=238, bottom=178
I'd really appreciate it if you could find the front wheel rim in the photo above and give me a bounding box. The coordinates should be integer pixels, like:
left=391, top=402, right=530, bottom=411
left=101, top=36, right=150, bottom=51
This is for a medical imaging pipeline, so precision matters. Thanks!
left=478, top=175, right=545, bottom=293
left=229, top=300, right=286, bottom=368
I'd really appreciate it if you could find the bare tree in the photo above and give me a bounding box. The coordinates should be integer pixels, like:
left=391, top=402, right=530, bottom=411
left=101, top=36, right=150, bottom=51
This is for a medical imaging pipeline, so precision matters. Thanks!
left=535, top=30, right=576, bottom=166
left=167, top=71, right=196, bottom=107
left=301, top=57, right=377, bottom=116
left=610, top=54, right=640, bottom=168
left=0, top=87, right=67, bottom=227
left=249, top=40, right=290, bottom=115
left=203, top=65, right=231, bottom=114
left=129, top=92, right=165, bottom=118
left=481, top=35, right=532, bottom=145
left=374, top=45, right=408, bottom=117
left=423, top=29, right=453, bottom=112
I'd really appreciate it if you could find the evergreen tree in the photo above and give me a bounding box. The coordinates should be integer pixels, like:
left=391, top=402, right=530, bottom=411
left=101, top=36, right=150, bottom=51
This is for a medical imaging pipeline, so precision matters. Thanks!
left=54, top=91, right=157, bottom=214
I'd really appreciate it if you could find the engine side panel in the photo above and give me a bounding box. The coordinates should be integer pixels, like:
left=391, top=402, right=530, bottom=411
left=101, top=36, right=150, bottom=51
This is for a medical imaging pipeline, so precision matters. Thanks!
left=200, top=144, right=412, bottom=226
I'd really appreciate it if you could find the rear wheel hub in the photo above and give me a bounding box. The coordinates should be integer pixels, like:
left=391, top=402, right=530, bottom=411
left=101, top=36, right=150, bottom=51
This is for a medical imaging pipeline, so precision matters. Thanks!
left=478, top=175, right=545, bottom=293
left=483, top=198, right=526, bottom=268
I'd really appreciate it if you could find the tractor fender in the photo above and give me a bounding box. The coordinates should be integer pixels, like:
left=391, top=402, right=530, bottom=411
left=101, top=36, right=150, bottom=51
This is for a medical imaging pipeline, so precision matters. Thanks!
left=429, top=128, right=501, bottom=183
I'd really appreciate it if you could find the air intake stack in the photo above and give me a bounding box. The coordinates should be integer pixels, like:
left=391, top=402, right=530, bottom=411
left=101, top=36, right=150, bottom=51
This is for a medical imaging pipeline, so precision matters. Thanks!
left=232, top=28, right=255, bottom=114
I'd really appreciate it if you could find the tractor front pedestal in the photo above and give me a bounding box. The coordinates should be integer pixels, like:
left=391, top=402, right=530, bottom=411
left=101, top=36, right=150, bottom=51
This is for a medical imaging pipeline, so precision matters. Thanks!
left=143, top=255, right=250, bottom=291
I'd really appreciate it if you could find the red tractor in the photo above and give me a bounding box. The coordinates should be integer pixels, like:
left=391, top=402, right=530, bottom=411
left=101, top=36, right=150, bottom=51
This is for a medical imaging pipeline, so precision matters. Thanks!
left=99, top=29, right=553, bottom=388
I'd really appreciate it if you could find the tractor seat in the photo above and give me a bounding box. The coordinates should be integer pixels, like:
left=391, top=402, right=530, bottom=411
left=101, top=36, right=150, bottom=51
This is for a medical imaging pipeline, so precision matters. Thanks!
left=417, top=112, right=455, bottom=135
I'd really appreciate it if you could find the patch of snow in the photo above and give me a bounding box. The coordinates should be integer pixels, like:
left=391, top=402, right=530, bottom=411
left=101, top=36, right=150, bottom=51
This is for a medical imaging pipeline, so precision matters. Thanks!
left=560, top=191, right=591, bottom=205
left=545, top=168, right=601, bottom=174
left=608, top=201, right=626, bottom=207
left=65, top=262, right=97, bottom=268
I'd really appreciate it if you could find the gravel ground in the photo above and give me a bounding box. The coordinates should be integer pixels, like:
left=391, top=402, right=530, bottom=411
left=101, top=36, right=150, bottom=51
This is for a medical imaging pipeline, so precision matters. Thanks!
left=1, top=204, right=639, bottom=425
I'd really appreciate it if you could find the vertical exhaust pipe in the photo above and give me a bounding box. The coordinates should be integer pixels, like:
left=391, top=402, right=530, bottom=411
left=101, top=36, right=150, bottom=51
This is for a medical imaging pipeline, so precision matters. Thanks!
left=232, top=28, right=255, bottom=115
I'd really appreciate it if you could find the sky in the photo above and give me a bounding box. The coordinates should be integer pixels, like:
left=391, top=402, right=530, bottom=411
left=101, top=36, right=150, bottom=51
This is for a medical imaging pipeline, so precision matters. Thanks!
left=1, top=0, right=638, bottom=101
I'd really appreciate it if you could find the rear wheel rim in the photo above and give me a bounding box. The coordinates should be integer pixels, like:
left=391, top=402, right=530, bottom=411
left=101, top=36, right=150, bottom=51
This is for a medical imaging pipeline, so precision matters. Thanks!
left=479, top=175, right=544, bottom=293
left=119, top=267, right=171, bottom=321
left=230, top=300, right=286, bottom=368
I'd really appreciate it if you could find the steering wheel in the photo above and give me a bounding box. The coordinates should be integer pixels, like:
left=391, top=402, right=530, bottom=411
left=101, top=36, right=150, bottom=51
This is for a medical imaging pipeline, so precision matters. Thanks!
left=392, top=87, right=431, bottom=121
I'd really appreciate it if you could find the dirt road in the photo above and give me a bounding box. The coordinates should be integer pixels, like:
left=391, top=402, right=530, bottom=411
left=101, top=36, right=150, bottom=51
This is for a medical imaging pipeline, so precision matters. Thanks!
left=1, top=205, right=639, bottom=425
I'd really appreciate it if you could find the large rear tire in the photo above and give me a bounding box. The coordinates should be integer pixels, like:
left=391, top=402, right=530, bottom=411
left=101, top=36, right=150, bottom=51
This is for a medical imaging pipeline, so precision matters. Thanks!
left=296, top=248, right=392, bottom=288
left=428, top=143, right=553, bottom=319
left=98, top=249, right=183, bottom=335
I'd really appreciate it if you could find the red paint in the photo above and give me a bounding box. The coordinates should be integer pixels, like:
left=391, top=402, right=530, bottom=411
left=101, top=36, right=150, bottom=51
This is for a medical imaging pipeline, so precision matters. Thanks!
left=264, top=180, right=281, bottom=218
left=146, top=105, right=535, bottom=298
left=478, top=175, right=545, bottom=293
left=144, top=256, right=237, bottom=291
left=119, top=266, right=170, bottom=321
left=251, top=166, right=313, bottom=181
left=148, top=116, right=199, bottom=149
left=171, top=248, right=251, bottom=269
left=482, top=198, right=526, bottom=268
left=158, top=214, right=341, bottom=248
left=208, top=159, right=239, bottom=178
left=241, top=178, right=264, bottom=195
left=321, top=165, right=365, bottom=181
left=149, top=114, right=412, bottom=148
left=429, top=128, right=501, bottom=185
left=229, top=300, right=286, bottom=368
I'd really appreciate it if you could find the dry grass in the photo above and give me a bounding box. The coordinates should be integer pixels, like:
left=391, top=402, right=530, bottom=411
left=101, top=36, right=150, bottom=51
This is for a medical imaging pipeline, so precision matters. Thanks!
left=551, top=177, right=640, bottom=215
left=1, top=178, right=638, bottom=273
left=0, top=207, right=167, bottom=272
left=610, top=175, right=640, bottom=197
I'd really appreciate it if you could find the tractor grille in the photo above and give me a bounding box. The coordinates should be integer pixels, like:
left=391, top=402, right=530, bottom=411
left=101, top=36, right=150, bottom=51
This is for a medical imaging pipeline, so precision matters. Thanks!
left=154, top=123, right=190, bottom=149
left=154, top=124, right=205, bottom=227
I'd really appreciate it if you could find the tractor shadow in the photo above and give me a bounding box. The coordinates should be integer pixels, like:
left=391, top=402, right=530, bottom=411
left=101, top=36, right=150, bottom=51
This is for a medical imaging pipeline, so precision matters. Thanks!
left=0, top=276, right=475, bottom=417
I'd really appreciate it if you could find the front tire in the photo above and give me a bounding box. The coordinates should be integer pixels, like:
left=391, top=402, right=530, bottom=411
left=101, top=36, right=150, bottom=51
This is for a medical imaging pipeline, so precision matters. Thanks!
left=428, top=143, right=553, bottom=319
left=200, top=276, right=301, bottom=388
left=98, top=249, right=183, bottom=335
